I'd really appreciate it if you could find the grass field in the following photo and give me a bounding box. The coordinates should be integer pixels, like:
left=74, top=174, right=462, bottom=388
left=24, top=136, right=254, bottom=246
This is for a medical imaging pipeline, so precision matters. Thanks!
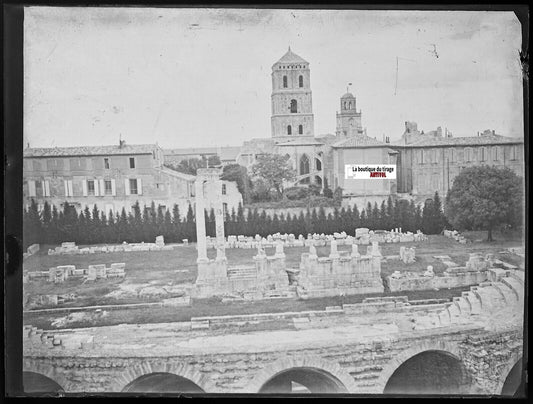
left=23, top=231, right=524, bottom=330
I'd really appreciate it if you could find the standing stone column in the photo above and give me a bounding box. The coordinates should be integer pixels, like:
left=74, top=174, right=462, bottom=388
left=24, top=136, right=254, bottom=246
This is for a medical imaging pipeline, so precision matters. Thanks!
left=194, top=179, right=208, bottom=263
left=214, top=180, right=226, bottom=262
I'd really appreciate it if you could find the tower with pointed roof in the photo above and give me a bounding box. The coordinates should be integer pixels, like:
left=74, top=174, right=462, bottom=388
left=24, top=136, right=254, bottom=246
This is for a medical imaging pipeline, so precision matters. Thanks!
left=271, top=47, right=315, bottom=142
left=336, top=91, right=363, bottom=139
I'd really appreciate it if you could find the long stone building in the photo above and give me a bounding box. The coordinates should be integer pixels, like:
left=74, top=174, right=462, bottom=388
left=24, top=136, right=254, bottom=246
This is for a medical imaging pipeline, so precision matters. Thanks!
left=22, top=141, right=242, bottom=216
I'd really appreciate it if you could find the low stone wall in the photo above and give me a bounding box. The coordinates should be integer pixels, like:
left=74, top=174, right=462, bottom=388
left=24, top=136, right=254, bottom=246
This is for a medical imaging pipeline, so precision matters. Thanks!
left=47, top=238, right=174, bottom=256
left=443, top=229, right=470, bottom=244
left=23, top=244, right=40, bottom=260
left=207, top=229, right=427, bottom=250
left=387, top=270, right=489, bottom=292
left=25, top=263, right=126, bottom=284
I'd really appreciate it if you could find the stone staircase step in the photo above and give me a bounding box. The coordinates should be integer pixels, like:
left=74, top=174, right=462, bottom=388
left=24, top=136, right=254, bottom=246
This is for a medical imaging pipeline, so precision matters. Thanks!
left=501, top=277, right=523, bottom=301
left=456, top=296, right=471, bottom=315
left=491, top=281, right=516, bottom=304
left=465, top=292, right=482, bottom=314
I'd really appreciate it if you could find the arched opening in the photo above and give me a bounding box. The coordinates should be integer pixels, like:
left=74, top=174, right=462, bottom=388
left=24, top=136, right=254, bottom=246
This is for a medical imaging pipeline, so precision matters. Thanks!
left=258, top=367, right=349, bottom=394
left=23, top=371, right=64, bottom=394
left=384, top=351, right=472, bottom=395
left=348, top=101, right=352, bottom=109
left=300, top=154, right=310, bottom=176
left=287, top=125, right=292, bottom=135
left=299, top=75, right=304, bottom=88
left=501, top=358, right=523, bottom=396
left=283, top=75, right=288, bottom=88
left=290, top=99, right=298, bottom=113
left=315, top=158, right=322, bottom=171
left=314, top=176, right=322, bottom=187
left=298, top=124, right=303, bottom=134
left=122, top=372, right=205, bottom=393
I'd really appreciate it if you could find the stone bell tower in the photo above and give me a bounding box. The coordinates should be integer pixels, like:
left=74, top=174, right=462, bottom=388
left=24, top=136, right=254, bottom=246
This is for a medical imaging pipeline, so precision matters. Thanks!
left=271, top=47, right=315, bottom=142
left=336, top=91, right=363, bottom=139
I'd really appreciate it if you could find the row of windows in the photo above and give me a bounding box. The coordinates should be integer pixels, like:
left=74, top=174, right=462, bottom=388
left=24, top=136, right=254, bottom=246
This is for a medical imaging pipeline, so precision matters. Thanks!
left=282, top=75, right=304, bottom=88
left=26, top=178, right=143, bottom=198
left=28, top=156, right=140, bottom=172
left=278, top=64, right=307, bottom=69
left=418, top=145, right=519, bottom=164
left=287, top=125, right=304, bottom=135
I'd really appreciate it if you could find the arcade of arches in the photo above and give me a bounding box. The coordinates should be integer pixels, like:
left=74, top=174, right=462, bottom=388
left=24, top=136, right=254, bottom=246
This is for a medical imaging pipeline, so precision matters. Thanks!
left=21, top=353, right=524, bottom=395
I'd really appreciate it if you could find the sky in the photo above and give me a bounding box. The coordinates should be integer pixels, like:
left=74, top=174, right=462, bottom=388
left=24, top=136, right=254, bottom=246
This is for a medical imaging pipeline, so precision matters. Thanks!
left=24, top=7, right=524, bottom=149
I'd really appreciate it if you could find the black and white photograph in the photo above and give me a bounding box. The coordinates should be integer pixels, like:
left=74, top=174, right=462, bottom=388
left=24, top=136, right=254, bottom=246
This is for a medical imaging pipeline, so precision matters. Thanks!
left=12, top=6, right=527, bottom=396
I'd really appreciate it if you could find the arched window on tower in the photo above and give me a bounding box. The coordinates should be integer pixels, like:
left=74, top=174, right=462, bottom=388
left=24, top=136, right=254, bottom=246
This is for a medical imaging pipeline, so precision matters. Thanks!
left=290, top=99, right=298, bottom=113
left=298, top=125, right=303, bottom=134
left=287, top=125, right=292, bottom=135
left=299, top=75, right=304, bottom=87
left=283, top=76, right=288, bottom=88
left=348, top=101, right=352, bottom=109
left=300, top=154, right=310, bottom=176
left=344, top=101, right=347, bottom=110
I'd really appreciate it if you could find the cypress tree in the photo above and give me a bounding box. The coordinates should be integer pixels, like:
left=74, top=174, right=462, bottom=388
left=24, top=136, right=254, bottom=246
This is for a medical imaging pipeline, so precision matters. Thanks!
left=414, top=204, right=423, bottom=232
left=259, top=210, right=268, bottom=236
left=386, top=196, right=394, bottom=230
left=297, top=211, right=306, bottom=237
left=245, top=208, right=253, bottom=236
left=365, top=202, right=373, bottom=229
left=304, top=208, right=312, bottom=235
left=379, top=201, right=387, bottom=230
left=310, top=208, right=319, bottom=234
left=360, top=209, right=367, bottom=227
left=372, top=202, right=380, bottom=229
left=318, top=207, right=327, bottom=234
left=352, top=204, right=360, bottom=232
left=156, top=204, right=165, bottom=236
left=172, top=204, right=181, bottom=241
left=185, top=203, right=195, bottom=242
left=393, top=199, right=400, bottom=229
left=272, top=213, right=280, bottom=234
left=50, top=204, right=60, bottom=244
left=91, top=204, right=101, bottom=243
left=163, top=209, right=173, bottom=241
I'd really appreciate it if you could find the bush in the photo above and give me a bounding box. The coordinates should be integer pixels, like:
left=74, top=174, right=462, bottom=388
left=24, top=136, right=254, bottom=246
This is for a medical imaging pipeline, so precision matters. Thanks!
left=323, top=187, right=333, bottom=198
left=284, top=186, right=309, bottom=200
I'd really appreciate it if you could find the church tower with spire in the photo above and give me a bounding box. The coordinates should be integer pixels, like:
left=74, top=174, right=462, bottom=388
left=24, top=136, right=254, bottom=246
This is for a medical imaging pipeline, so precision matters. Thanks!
left=271, top=47, right=315, bottom=142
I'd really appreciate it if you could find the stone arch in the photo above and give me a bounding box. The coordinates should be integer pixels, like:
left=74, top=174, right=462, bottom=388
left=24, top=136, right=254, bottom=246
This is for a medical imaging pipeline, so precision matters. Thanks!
left=495, top=350, right=523, bottom=395
left=246, top=355, right=358, bottom=393
left=23, top=360, right=69, bottom=392
left=375, top=340, right=470, bottom=394
left=111, top=360, right=213, bottom=393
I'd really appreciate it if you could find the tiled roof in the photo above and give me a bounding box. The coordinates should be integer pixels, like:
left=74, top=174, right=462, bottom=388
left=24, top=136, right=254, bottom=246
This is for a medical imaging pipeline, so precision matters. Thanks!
left=240, top=138, right=276, bottom=154
left=276, top=139, right=325, bottom=146
left=164, top=147, right=218, bottom=156
left=24, top=144, right=159, bottom=158
left=394, top=134, right=523, bottom=147
left=158, top=166, right=196, bottom=181
left=218, top=147, right=241, bottom=161
left=341, top=92, right=355, bottom=99
left=331, top=135, right=388, bottom=148
left=274, top=47, right=308, bottom=65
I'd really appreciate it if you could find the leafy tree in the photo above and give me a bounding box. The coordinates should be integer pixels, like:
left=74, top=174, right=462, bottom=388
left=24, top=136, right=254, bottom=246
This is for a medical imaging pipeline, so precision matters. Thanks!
left=333, top=187, right=343, bottom=204
left=445, top=166, right=523, bottom=241
left=165, top=155, right=221, bottom=176
left=221, top=164, right=252, bottom=203
left=250, top=178, right=272, bottom=202
left=251, top=154, right=296, bottom=199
